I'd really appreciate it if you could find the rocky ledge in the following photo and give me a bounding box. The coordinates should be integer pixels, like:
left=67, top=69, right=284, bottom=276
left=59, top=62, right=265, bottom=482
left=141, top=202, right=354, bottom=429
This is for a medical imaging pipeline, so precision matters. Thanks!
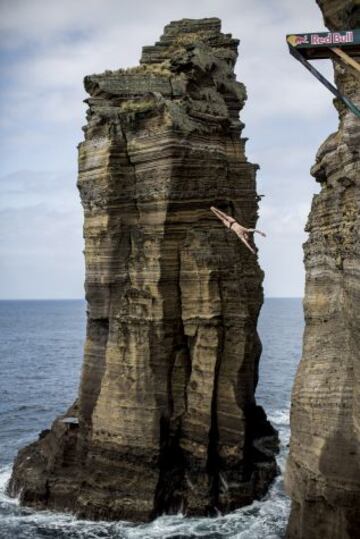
left=8, top=18, right=278, bottom=522
left=285, top=1, right=360, bottom=538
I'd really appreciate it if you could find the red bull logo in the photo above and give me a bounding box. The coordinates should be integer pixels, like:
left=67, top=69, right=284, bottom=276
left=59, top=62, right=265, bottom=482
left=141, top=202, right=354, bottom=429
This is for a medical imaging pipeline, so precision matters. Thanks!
left=287, top=34, right=308, bottom=47
left=295, top=35, right=309, bottom=45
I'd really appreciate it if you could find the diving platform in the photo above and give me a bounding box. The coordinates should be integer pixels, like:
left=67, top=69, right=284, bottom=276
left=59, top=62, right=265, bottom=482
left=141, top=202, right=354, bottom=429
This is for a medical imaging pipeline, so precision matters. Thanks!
left=286, top=30, right=360, bottom=118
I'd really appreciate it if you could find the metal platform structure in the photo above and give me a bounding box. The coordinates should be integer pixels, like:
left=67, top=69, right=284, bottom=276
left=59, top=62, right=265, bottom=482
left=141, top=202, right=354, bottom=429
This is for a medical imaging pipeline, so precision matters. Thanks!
left=286, top=30, right=360, bottom=118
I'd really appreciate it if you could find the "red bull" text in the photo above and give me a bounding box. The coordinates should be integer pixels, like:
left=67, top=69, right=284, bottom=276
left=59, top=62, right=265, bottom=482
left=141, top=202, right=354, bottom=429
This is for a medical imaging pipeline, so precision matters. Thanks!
left=311, top=31, right=354, bottom=45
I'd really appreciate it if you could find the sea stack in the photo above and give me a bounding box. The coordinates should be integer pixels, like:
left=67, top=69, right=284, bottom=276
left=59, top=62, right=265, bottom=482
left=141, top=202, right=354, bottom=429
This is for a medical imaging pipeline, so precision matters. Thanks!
left=8, top=18, right=278, bottom=521
left=285, top=1, right=360, bottom=537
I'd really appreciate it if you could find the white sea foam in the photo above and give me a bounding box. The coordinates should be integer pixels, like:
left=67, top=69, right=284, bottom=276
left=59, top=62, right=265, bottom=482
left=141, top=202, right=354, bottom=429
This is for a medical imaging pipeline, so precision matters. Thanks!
left=0, top=466, right=19, bottom=507
left=267, top=407, right=291, bottom=450
left=267, top=408, right=290, bottom=427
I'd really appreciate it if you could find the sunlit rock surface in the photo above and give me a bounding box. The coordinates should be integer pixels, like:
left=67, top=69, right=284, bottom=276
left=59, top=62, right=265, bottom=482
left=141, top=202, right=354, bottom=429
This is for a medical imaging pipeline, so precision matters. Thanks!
left=8, top=18, right=277, bottom=522
left=285, top=2, right=360, bottom=537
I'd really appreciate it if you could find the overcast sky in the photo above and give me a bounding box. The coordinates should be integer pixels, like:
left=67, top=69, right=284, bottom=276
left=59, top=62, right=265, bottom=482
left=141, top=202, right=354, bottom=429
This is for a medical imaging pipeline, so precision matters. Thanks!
left=0, top=0, right=337, bottom=299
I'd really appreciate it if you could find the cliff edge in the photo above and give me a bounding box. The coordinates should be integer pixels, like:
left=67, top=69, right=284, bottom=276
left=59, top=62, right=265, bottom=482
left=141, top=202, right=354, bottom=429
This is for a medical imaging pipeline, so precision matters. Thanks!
left=8, top=18, right=277, bottom=522
left=285, top=1, right=360, bottom=537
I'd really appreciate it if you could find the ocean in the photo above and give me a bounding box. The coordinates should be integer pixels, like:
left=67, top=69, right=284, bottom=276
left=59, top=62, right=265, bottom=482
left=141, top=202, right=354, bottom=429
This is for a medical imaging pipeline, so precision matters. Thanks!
left=0, top=298, right=303, bottom=539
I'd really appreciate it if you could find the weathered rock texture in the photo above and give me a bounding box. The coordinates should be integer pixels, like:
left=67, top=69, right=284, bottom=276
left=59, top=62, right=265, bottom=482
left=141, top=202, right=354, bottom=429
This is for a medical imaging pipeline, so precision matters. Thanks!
left=8, top=18, right=278, bottom=522
left=285, top=2, right=360, bottom=537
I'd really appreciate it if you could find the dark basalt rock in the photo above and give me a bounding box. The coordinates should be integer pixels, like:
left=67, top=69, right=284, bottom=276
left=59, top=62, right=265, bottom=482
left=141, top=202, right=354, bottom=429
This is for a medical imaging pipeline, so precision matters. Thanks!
left=8, top=18, right=278, bottom=522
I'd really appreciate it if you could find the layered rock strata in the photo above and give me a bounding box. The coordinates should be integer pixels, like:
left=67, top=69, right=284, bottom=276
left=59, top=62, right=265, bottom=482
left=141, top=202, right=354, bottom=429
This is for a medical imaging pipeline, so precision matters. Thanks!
left=286, top=2, right=360, bottom=537
left=8, top=18, right=278, bottom=522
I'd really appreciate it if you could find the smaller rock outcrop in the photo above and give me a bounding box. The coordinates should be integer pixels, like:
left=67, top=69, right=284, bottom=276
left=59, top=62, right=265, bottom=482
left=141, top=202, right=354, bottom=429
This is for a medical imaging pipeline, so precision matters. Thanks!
left=285, top=2, right=360, bottom=538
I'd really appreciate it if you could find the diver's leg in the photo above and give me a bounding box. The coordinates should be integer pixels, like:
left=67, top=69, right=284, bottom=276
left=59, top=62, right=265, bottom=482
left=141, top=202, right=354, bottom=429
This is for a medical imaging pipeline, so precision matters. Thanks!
left=247, top=228, right=266, bottom=237
left=235, top=230, right=256, bottom=254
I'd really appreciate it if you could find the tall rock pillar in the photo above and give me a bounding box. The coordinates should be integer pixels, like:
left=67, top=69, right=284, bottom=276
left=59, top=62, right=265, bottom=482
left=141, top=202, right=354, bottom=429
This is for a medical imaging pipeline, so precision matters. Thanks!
left=9, top=18, right=277, bottom=522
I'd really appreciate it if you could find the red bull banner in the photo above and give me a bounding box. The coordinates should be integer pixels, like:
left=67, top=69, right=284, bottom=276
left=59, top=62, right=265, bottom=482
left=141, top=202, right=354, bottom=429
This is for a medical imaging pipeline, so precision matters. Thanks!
left=287, top=30, right=358, bottom=49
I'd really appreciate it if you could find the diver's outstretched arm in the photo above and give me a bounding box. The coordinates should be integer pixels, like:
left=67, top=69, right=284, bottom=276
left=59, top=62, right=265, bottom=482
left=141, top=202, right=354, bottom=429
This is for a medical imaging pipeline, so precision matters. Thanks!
left=210, top=206, right=236, bottom=228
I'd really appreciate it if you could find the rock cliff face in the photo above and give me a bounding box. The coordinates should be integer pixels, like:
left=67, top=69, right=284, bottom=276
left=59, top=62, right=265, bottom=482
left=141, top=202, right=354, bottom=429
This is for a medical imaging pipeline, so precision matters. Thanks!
left=285, top=2, right=360, bottom=538
left=8, top=18, right=277, bottom=522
